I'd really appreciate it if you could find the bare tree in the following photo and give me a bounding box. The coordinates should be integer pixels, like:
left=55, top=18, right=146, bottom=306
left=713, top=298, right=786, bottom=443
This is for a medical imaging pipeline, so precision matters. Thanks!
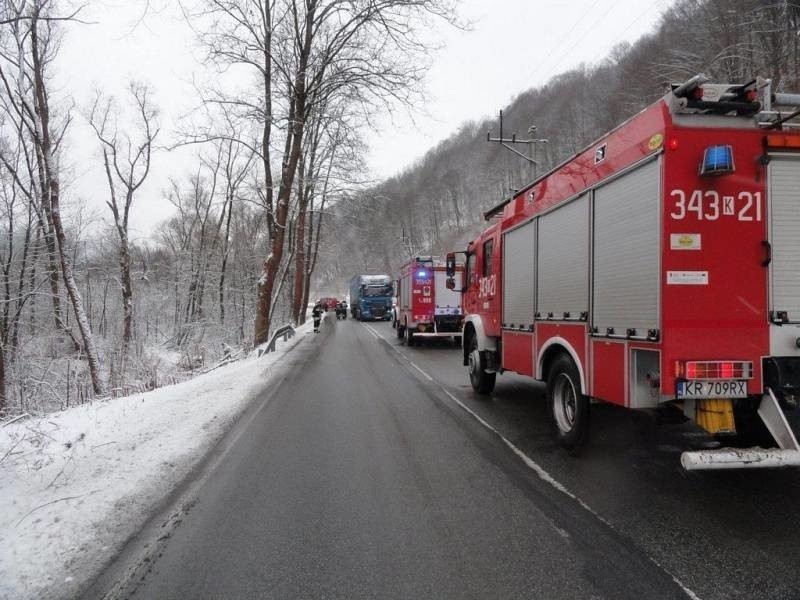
left=0, top=0, right=103, bottom=395
left=89, top=81, right=159, bottom=348
left=186, top=0, right=460, bottom=344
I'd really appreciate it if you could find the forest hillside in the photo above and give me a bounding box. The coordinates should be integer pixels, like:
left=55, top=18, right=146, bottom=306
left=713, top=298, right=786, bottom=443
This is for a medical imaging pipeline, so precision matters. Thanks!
left=315, top=0, right=800, bottom=292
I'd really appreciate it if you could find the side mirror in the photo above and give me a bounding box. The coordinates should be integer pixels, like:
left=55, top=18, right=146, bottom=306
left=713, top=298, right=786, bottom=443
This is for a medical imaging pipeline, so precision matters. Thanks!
left=446, top=277, right=455, bottom=290
left=445, top=252, right=456, bottom=277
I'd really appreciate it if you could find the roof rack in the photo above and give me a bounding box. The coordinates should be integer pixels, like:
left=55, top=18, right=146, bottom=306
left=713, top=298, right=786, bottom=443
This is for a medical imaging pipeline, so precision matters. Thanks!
left=669, top=73, right=761, bottom=116
left=754, top=77, right=800, bottom=130
left=669, top=74, right=800, bottom=128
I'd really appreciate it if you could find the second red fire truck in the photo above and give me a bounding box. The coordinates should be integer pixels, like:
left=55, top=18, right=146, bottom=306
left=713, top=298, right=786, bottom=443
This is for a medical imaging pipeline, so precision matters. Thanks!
left=447, top=75, right=800, bottom=470
left=395, top=257, right=464, bottom=346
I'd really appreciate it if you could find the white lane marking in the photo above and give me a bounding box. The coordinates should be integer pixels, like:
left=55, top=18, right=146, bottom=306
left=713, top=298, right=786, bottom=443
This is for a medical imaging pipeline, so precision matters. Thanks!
left=438, top=395, right=699, bottom=598
left=362, top=323, right=380, bottom=339
left=439, top=389, right=576, bottom=497
left=361, top=323, right=408, bottom=359
left=410, top=362, right=434, bottom=381
left=361, top=321, right=700, bottom=598
left=653, top=560, right=704, bottom=600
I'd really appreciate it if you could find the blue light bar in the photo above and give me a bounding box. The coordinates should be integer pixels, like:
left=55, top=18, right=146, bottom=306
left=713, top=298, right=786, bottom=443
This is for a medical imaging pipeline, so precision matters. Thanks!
left=700, top=145, right=734, bottom=176
left=417, top=270, right=427, bottom=278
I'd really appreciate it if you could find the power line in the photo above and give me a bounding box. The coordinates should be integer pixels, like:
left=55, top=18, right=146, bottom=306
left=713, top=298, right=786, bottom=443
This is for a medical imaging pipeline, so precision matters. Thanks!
left=517, top=0, right=604, bottom=88
left=538, top=2, right=619, bottom=83
left=518, top=0, right=674, bottom=91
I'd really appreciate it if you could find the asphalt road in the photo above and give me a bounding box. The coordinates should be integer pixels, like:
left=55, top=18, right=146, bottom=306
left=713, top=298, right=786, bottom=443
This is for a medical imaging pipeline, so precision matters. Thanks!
left=93, top=316, right=800, bottom=600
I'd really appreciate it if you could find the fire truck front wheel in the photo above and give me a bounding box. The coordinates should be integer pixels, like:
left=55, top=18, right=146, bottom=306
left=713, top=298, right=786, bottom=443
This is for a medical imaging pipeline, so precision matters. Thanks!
left=468, top=337, right=496, bottom=394
left=405, top=324, right=416, bottom=347
left=547, top=355, right=590, bottom=455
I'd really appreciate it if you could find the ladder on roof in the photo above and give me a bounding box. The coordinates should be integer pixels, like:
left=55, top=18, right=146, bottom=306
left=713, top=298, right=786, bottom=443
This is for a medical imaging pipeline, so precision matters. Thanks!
left=670, top=74, right=800, bottom=129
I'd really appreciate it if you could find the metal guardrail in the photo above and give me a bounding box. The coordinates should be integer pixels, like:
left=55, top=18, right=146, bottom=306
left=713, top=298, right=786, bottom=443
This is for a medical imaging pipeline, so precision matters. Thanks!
left=258, top=324, right=296, bottom=357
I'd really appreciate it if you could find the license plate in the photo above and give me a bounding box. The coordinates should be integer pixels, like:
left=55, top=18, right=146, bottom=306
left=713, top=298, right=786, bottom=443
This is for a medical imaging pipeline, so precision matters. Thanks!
left=676, top=380, right=747, bottom=399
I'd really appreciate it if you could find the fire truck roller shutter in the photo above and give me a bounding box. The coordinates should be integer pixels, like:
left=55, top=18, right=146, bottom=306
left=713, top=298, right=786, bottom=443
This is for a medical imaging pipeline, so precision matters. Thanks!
left=538, top=193, right=589, bottom=320
left=435, top=269, right=462, bottom=312
left=401, top=272, right=411, bottom=310
left=593, top=158, right=661, bottom=336
left=769, top=155, right=800, bottom=325
left=502, top=220, right=536, bottom=329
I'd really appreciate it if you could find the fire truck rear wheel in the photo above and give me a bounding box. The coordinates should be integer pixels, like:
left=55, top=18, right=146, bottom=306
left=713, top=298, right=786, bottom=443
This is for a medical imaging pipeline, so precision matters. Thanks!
left=468, top=337, right=495, bottom=394
left=547, top=354, right=589, bottom=455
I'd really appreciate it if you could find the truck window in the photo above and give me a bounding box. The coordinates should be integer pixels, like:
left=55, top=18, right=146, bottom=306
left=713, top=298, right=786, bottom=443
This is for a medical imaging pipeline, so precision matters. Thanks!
left=466, top=252, right=476, bottom=283
left=483, top=239, right=494, bottom=277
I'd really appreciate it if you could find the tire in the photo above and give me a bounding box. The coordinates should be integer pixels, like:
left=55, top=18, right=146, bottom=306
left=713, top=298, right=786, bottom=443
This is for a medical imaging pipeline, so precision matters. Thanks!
left=396, top=322, right=404, bottom=339
left=467, top=335, right=495, bottom=395
left=547, top=354, right=589, bottom=455
left=405, top=324, right=415, bottom=347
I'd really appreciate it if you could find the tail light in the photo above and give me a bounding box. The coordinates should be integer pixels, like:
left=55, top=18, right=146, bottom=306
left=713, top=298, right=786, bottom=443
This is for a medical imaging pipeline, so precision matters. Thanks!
left=675, top=360, right=753, bottom=380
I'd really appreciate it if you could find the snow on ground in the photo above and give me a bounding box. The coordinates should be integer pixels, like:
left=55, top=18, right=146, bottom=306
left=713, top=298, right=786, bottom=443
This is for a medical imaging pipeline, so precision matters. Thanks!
left=0, top=321, right=312, bottom=600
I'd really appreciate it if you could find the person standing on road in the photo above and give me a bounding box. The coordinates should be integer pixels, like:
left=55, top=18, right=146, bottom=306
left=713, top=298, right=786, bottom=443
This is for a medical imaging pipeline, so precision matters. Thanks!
left=312, top=302, right=323, bottom=333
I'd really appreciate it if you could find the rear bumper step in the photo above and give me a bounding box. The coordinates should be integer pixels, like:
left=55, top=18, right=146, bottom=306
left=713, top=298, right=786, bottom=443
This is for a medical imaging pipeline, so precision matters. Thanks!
left=413, top=332, right=462, bottom=338
left=681, top=448, right=800, bottom=470
left=682, top=388, right=800, bottom=470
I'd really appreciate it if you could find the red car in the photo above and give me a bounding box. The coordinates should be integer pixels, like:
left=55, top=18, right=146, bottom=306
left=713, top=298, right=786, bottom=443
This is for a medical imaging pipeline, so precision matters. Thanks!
left=319, top=297, right=339, bottom=311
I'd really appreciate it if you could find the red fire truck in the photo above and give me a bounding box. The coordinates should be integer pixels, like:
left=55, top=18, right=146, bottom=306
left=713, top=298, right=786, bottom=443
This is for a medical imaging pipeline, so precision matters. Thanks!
left=446, top=75, right=800, bottom=470
left=396, top=257, right=464, bottom=346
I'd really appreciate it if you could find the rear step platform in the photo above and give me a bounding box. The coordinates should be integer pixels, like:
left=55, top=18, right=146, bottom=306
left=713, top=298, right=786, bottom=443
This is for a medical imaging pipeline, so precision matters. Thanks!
left=681, top=389, right=800, bottom=470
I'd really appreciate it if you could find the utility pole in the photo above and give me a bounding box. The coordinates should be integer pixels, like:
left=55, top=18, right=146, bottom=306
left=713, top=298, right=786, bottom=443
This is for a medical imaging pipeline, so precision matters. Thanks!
left=487, top=110, right=549, bottom=188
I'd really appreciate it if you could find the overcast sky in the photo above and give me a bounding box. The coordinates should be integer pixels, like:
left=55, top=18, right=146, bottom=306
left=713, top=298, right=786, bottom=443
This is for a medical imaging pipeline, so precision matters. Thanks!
left=58, top=0, right=675, bottom=240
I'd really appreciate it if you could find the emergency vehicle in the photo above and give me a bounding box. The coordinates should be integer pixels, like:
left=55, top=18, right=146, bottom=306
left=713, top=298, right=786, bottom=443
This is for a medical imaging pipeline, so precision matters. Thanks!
left=396, top=257, right=463, bottom=346
left=446, top=75, right=800, bottom=470
left=349, top=274, right=393, bottom=320
left=319, top=297, right=339, bottom=311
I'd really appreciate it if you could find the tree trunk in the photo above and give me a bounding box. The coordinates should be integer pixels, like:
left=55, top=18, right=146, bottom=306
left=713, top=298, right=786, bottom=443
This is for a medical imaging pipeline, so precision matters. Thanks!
left=255, top=3, right=315, bottom=345
left=42, top=217, right=76, bottom=345
left=219, top=196, right=233, bottom=324
left=119, top=231, right=133, bottom=346
left=291, top=166, right=309, bottom=324
left=302, top=188, right=328, bottom=320
left=30, top=11, right=103, bottom=395
left=0, top=341, right=6, bottom=414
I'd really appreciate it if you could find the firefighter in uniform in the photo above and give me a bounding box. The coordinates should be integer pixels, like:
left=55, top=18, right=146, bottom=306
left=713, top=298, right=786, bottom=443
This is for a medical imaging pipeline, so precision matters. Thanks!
left=312, top=302, right=323, bottom=332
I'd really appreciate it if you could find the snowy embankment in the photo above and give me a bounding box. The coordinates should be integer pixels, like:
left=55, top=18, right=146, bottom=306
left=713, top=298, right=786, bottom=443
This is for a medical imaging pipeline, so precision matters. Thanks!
left=0, top=321, right=311, bottom=600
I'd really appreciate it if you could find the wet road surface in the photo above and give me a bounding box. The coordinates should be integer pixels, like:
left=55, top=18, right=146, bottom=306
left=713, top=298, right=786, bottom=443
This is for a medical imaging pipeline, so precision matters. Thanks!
left=92, top=317, right=800, bottom=599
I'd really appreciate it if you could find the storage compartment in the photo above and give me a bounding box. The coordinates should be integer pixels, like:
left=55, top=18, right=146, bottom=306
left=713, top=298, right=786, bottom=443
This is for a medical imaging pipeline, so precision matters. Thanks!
left=630, top=348, right=660, bottom=409
left=502, top=220, right=536, bottom=329
left=593, top=158, right=661, bottom=337
left=537, top=193, right=589, bottom=320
